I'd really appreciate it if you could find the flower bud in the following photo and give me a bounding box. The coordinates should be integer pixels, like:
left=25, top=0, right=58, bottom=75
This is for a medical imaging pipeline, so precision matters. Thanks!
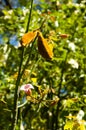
left=20, top=84, right=34, bottom=96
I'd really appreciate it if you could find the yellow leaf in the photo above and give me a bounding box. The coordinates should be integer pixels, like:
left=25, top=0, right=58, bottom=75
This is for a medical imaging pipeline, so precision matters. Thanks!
left=12, top=72, right=18, bottom=79
left=31, top=78, right=37, bottom=83
left=37, top=31, right=53, bottom=60
left=79, top=124, right=85, bottom=130
left=64, top=121, right=73, bottom=130
left=48, top=43, right=54, bottom=52
left=21, top=31, right=37, bottom=46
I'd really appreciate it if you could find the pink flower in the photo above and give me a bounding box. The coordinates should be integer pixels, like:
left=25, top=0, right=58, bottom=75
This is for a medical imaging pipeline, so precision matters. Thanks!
left=20, top=84, right=34, bottom=95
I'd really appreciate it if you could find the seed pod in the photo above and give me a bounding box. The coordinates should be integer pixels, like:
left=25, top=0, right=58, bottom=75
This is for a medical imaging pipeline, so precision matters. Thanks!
left=21, top=31, right=37, bottom=46
left=60, top=34, right=69, bottom=39
left=37, top=32, right=53, bottom=59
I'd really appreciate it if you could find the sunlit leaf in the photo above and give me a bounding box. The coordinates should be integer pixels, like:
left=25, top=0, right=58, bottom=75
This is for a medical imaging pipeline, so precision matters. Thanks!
left=79, top=124, right=85, bottom=130
left=64, top=121, right=73, bottom=130
left=21, top=31, right=37, bottom=46
left=31, top=77, right=37, bottom=83
left=37, top=31, right=53, bottom=59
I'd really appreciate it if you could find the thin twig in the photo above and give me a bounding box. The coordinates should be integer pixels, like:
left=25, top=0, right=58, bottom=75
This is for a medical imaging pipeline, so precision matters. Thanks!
left=55, top=50, right=68, bottom=130
left=25, top=0, right=33, bottom=33
left=18, top=100, right=28, bottom=109
left=20, top=41, right=34, bottom=77
left=11, top=47, right=24, bottom=130
left=11, top=0, right=34, bottom=130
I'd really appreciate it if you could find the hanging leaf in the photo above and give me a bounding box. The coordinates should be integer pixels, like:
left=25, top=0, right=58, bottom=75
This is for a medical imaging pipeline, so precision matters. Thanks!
left=21, top=31, right=37, bottom=46
left=37, top=32, right=53, bottom=60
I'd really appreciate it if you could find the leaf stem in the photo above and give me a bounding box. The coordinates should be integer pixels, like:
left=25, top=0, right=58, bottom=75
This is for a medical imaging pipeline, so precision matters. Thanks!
left=26, top=0, right=33, bottom=33
left=11, top=0, right=34, bottom=130
left=11, top=47, right=24, bottom=130
left=55, top=50, right=68, bottom=130
left=18, top=100, right=28, bottom=109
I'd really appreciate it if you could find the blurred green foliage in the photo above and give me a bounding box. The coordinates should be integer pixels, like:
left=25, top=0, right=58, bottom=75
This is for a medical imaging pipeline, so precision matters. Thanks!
left=0, top=0, right=86, bottom=129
